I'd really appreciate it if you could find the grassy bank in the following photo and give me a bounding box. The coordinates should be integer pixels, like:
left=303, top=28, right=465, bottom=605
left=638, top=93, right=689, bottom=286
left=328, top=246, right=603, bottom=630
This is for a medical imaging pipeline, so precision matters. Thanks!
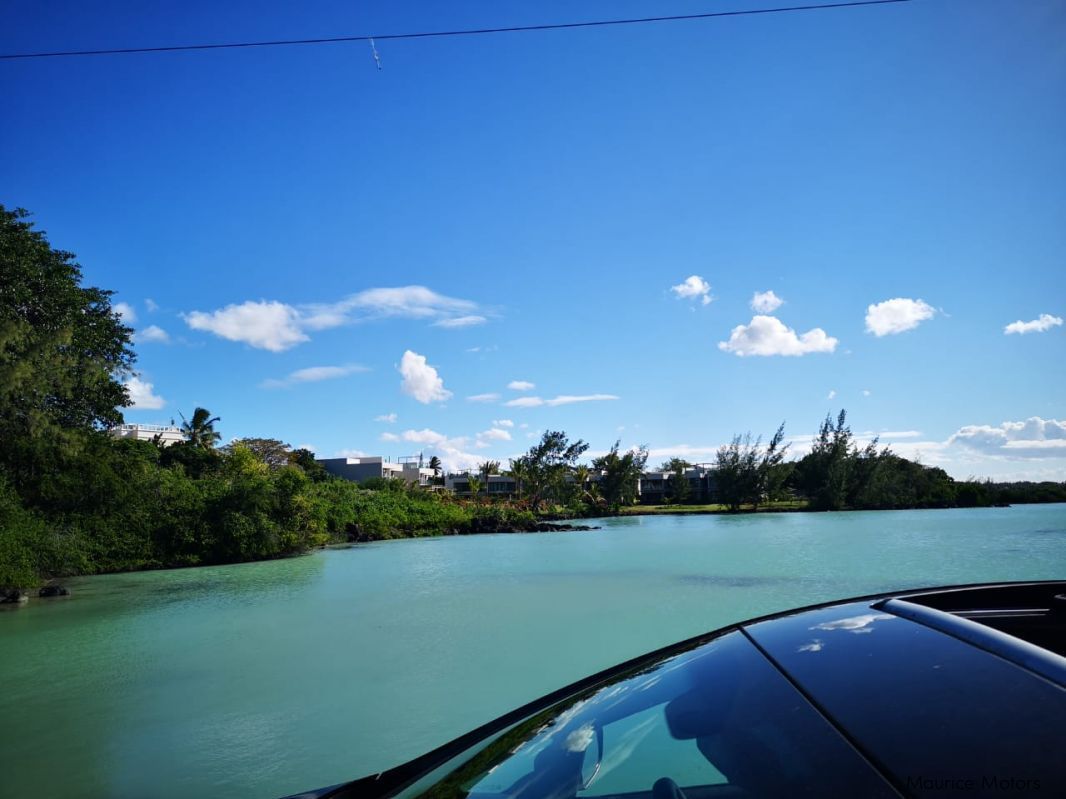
left=619, top=500, right=808, bottom=516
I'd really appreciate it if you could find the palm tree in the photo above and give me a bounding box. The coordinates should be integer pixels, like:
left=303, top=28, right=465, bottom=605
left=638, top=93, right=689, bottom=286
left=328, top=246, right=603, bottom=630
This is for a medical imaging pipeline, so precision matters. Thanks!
left=508, top=459, right=529, bottom=503
left=478, top=460, right=500, bottom=500
left=573, top=465, right=592, bottom=505
left=428, top=456, right=442, bottom=485
left=180, top=407, right=221, bottom=449
left=466, top=475, right=482, bottom=501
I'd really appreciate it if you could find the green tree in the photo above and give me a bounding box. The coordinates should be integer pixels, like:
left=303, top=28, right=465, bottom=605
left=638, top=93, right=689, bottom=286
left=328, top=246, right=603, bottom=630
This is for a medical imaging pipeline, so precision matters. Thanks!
left=510, top=431, right=589, bottom=511
left=180, top=407, right=222, bottom=449
left=465, top=475, right=482, bottom=500
left=715, top=433, right=760, bottom=512
left=0, top=206, right=134, bottom=498
left=659, top=457, right=693, bottom=473
left=592, top=441, right=649, bottom=509
left=428, top=456, right=443, bottom=484
left=226, top=437, right=291, bottom=469
left=507, top=459, right=530, bottom=502
left=288, top=448, right=328, bottom=481
left=667, top=461, right=691, bottom=504
left=478, top=460, right=501, bottom=500
left=755, top=423, right=789, bottom=510
left=794, top=410, right=853, bottom=511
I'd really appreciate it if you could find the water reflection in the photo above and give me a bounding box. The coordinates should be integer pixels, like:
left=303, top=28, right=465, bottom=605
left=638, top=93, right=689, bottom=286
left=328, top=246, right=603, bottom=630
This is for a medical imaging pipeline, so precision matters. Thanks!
left=809, top=613, right=893, bottom=634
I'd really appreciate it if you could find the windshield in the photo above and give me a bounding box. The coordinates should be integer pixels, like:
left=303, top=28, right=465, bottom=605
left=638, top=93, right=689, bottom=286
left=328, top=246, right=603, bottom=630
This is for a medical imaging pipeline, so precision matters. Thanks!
left=401, top=631, right=895, bottom=799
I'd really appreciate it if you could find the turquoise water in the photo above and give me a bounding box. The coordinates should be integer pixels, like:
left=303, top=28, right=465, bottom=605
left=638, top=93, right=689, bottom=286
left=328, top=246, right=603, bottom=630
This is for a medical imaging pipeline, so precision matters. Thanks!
left=2, top=505, right=1064, bottom=798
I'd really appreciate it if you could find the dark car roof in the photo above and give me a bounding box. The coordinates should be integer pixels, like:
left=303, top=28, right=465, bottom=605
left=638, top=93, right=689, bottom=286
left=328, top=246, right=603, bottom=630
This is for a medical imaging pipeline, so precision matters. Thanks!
left=746, top=598, right=1066, bottom=798
left=285, top=580, right=1066, bottom=799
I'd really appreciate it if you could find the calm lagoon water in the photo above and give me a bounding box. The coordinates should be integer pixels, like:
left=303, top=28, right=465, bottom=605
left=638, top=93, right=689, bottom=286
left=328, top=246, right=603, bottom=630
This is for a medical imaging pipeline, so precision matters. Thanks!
left=2, top=505, right=1065, bottom=798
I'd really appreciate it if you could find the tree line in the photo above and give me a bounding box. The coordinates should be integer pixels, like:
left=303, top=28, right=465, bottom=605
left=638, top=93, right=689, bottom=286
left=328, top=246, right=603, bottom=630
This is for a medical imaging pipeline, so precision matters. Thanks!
left=2, top=204, right=1064, bottom=592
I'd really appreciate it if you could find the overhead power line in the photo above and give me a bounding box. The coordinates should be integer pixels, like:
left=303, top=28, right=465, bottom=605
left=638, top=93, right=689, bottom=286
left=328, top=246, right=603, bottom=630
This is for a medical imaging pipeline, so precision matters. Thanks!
left=1, top=0, right=912, bottom=61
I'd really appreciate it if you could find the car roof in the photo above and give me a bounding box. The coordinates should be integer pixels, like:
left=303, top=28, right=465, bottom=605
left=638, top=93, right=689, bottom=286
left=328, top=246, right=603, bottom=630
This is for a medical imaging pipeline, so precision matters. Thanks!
left=286, top=580, right=1066, bottom=799
left=745, top=594, right=1066, bottom=798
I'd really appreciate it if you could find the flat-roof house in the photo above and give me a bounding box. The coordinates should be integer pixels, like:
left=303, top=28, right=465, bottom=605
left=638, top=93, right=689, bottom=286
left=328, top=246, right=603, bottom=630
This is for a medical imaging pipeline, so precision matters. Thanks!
left=109, top=423, right=184, bottom=447
left=638, top=465, right=717, bottom=504
left=446, top=472, right=517, bottom=497
left=317, top=456, right=436, bottom=487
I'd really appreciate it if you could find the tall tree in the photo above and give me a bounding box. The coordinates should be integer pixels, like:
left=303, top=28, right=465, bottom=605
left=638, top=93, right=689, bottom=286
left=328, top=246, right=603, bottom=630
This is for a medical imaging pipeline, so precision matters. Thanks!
left=715, top=433, right=761, bottom=512
left=428, top=456, right=442, bottom=484
left=659, top=457, right=693, bottom=473
left=592, top=441, right=649, bottom=509
left=507, top=458, right=530, bottom=503
left=288, top=448, right=328, bottom=481
left=465, top=475, right=482, bottom=501
left=795, top=410, right=853, bottom=510
left=180, top=408, right=222, bottom=450
left=510, top=431, right=589, bottom=511
left=0, top=206, right=135, bottom=497
left=225, top=437, right=291, bottom=469
left=478, top=460, right=501, bottom=500
left=755, top=423, right=789, bottom=510
left=668, top=461, right=691, bottom=504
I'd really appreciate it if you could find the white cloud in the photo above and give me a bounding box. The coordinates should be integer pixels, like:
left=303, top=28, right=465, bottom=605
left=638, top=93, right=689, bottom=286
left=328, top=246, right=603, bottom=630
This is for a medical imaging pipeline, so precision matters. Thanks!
left=337, top=286, right=478, bottom=321
left=947, top=417, right=1066, bottom=459
left=380, top=428, right=482, bottom=472
left=492, top=419, right=514, bottom=428
left=865, top=298, right=935, bottom=337
left=506, top=397, right=544, bottom=408
left=335, top=448, right=368, bottom=458
left=863, top=389, right=872, bottom=397
left=751, top=290, right=784, bottom=313
left=375, top=412, right=398, bottom=423
left=467, top=393, right=501, bottom=403
left=399, top=350, right=452, bottom=404
left=391, top=428, right=450, bottom=446
left=718, top=315, right=837, bottom=357
left=123, top=376, right=165, bottom=409
left=670, top=275, right=712, bottom=306
left=184, top=286, right=485, bottom=351
left=261, top=363, right=368, bottom=389
left=643, top=444, right=721, bottom=461
left=114, top=302, right=137, bottom=324
left=432, top=315, right=487, bottom=329
left=878, top=430, right=922, bottom=438
left=504, top=394, right=620, bottom=408
left=184, top=300, right=308, bottom=352
left=135, top=325, right=170, bottom=344
left=827, top=389, right=837, bottom=400
left=477, top=428, right=512, bottom=445
left=508, top=380, right=535, bottom=391
left=145, top=298, right=159, bottom=313
left=1004, top=313, right=1063, bottom=335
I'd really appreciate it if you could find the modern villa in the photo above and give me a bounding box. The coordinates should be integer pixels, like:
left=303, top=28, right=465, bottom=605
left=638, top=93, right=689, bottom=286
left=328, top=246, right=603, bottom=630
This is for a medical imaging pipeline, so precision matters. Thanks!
left=109, top=423, right=184, bottom=447
left=317, top=456, right=437, bottom=487
left=637, top=464, right=718, bottom=504
left=446, top=473, right=518, bottom=497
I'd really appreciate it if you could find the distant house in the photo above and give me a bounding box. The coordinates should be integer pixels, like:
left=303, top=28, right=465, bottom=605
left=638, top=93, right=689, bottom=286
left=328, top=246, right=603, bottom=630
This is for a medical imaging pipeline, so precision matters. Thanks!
left=109, top=423, right=184, bottom=447
left=317, top=455, right=436, bottom=487
left=446, top=472, right=517, bottom=498
left=638, top=464, right=718, bottom=504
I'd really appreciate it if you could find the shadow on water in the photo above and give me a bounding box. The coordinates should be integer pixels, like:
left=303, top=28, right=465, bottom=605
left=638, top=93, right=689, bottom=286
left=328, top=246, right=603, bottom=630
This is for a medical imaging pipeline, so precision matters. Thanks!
left=675, top=574, right=808, bottom=589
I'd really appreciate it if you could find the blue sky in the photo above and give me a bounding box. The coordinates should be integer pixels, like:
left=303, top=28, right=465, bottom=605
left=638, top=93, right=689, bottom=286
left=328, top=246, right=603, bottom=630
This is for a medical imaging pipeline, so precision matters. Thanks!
left=3, top=0, right=1064, bottom=479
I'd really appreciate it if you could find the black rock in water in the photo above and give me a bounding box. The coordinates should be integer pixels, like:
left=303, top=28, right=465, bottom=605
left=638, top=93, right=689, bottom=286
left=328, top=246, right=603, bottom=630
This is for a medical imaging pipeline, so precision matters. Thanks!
left=38, top=586, right=71, bottom=598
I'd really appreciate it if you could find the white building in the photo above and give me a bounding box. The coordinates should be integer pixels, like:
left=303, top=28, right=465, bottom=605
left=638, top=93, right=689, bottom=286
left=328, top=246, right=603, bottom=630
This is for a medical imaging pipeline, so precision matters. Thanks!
left=110, top=423, right=184, bottom=447
left=317, top=455, right=436, bottom=487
